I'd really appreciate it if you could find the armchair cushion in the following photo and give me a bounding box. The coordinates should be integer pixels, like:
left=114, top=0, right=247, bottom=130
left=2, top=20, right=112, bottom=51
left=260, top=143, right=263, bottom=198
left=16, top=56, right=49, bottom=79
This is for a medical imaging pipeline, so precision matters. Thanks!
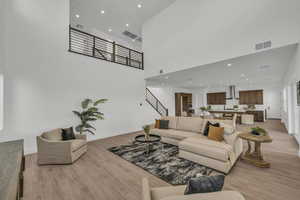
left=42, top=129, right=63, bottom=141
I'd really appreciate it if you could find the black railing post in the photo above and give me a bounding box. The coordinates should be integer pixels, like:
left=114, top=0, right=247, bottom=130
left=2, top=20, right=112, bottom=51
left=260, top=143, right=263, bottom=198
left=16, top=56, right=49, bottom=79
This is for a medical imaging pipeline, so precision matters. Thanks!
left=129, top=50, right=131, bottom=66
left=166, top=109, right=169, bottom=116
left=68, top=25, right=71, bottom=51
left=92, top=36, right=95, bottom=57
left=112, top=42, right=116, bottom=62
left=142, top=52, right=144, bottom=70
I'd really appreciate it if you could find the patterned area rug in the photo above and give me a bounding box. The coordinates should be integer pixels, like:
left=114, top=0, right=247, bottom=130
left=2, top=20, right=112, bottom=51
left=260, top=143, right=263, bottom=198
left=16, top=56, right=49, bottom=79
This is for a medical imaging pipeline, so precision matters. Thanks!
left=108, top=142, right=223, bottom=185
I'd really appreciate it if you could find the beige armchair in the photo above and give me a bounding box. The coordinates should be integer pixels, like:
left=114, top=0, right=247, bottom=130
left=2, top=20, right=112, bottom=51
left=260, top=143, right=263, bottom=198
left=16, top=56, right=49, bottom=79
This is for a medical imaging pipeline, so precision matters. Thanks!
left=142, top=178, right=245, bottom=200
left=37, top=128, right=87, bottom=165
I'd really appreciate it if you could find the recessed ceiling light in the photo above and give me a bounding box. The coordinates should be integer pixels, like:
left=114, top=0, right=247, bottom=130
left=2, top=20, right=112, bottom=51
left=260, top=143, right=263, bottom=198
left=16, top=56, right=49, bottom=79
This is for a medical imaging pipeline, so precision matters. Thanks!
left=241, top=73, right=245, bottom=77
left=108, top=28, right=112, bottom=32
left=132, top=39, right=135, bottom=42
left=137, top=4, right=142, bottom=8
left=126, top=23, right=129, bottom=27
left=246, top=78, right=249, bottom=81
left=101, top=10, right=105, bottom=14
left=227, top=63, right=232, bottom=67
left=75, top=14, right=80, bottom=18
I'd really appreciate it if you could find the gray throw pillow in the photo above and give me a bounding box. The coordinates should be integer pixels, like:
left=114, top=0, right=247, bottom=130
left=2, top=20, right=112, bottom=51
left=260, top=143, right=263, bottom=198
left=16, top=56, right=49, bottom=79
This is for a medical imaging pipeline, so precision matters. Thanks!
left=159, top=120, right=169, bottom=129
left=184, top=175, right=225, bottom=195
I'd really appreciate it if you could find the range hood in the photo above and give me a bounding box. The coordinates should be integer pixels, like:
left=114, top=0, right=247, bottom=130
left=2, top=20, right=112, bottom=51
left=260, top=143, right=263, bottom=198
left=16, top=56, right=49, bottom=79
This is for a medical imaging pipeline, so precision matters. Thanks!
left=226, top=85, right=239, bottom=100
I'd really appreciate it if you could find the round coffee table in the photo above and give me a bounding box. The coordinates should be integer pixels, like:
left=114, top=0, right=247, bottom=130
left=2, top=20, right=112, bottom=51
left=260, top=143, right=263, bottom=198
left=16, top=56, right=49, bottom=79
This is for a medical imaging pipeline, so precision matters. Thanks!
left=238, top=132, right=272, bottom=168
left=135, top=134, right=161, bottom=156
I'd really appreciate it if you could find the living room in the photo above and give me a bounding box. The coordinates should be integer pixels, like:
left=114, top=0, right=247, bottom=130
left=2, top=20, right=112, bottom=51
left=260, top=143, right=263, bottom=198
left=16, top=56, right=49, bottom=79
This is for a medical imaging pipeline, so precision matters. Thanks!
left=0, top=0, right=300, bottom=200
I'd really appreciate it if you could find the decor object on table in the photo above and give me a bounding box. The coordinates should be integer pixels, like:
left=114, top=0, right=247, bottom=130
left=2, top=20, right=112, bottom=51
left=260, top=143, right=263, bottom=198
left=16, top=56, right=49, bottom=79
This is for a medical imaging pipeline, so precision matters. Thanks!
left=184, top=175, right=225, bottom=195
left=250, top=126, right=267, bottom=136
left=233, top=105, right=239, bottom=110
left=238, top=132, right=272, bottom=168
left=109, top=142, right=222, bottom=185
left=134, top=134, right=161, bottom=156
left=247, top=104, right=256, bottom=110
left=200, top=106, right=207, bottom=112
left=37, top=128, right=87, bottom=165
left=142, top=177, right=245, bottom=200
left=150, top=116, right=243, bottom=174
left=73, top=98, right=108, bottom=135
left=143, top=125, right=151, bottom=140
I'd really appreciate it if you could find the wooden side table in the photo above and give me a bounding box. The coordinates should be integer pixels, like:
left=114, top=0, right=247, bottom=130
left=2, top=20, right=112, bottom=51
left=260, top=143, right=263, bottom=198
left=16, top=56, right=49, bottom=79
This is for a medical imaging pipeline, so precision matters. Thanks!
left=238, top=132, right=272, bottom=168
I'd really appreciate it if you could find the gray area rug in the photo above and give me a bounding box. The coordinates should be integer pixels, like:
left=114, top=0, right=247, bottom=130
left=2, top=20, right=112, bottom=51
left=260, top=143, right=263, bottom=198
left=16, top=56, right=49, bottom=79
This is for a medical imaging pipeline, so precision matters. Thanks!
left=108, top=142, right=223, bottom=185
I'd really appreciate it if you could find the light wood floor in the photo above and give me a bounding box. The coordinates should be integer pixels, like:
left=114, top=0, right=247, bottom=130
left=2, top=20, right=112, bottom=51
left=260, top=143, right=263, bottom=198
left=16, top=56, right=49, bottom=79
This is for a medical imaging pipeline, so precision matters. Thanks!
left=24, top=120, right=300, bottom=200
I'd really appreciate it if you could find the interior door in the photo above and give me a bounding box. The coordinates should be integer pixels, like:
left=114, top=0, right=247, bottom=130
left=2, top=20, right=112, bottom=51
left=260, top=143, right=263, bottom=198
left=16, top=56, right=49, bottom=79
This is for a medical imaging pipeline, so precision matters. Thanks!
left=175, top=93, right=192, bottom=116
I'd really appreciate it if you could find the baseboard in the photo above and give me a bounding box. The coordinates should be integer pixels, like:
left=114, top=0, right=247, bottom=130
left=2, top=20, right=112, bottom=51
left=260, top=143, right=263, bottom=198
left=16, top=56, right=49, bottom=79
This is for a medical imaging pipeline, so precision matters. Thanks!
left=293, top=135, right=300, bottom=158
left=266, top=118, right=281, bottom=120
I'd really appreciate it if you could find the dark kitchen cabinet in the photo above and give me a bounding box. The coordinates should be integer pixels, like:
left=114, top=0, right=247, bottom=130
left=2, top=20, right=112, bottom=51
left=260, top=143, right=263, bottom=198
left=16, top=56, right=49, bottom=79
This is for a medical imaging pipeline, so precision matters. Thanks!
left=207, top=92, right=226, bottom=105
left=246, top=110, right=264, bottom=122
left=239, top=90, right=263, bottom=105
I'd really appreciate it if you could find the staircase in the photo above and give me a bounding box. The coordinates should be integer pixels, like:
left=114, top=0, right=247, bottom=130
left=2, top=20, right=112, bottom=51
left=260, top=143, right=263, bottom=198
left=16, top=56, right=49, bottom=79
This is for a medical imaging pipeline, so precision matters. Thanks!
left=146, top=88, right=169, bottom=116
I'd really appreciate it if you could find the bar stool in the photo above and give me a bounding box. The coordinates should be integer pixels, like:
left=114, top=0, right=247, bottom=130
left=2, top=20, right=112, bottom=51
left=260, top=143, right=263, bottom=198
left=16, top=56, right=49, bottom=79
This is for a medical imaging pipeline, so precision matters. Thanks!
left=241, top=114, right=254, bottom=125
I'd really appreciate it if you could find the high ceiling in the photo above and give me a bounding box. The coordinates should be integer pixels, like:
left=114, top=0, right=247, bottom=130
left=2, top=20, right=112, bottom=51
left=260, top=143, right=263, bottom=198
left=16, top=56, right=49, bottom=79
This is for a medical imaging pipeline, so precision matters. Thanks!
left=70, top=0, right=176, bottom=48
left=146, top=44, right=297, bottom=89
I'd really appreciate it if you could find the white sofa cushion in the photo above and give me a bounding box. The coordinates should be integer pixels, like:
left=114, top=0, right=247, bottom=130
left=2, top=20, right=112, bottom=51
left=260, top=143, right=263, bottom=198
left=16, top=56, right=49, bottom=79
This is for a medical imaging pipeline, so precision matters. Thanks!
left=176, top=117, right=204, bottom=133
left=179, top=135, right=235, bottom=162
left=150, top=129, right=198, bottom=140
left=162, top=116, right=178, bottom=129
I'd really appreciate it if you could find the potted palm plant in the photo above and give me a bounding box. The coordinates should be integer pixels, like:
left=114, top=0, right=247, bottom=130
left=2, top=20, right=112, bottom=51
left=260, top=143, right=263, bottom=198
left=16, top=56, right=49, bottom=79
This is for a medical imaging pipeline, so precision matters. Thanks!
left=73, top=98, right=108, bottom=135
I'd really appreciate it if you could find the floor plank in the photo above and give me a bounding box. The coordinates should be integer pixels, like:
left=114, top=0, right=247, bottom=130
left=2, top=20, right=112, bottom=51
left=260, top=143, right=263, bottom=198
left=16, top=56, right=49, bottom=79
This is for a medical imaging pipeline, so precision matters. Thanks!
left=23, top=120, right=300, bottom=200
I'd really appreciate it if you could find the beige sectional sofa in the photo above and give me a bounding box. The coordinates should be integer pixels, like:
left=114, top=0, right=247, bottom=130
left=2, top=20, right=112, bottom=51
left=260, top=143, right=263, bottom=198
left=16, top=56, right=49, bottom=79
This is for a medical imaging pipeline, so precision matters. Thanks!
left=150, top=116, right=243, bottom=173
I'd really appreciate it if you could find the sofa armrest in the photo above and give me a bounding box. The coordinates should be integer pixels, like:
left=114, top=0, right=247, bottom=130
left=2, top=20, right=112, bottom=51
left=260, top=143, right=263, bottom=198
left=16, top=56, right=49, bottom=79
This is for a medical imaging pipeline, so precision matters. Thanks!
left=75, top=134, right=87, bottom=140
left=37, top=136, right=72, bottom=155
left=224, top=131, right=243, bottom=155
left=142, top=178, right=152, bottom=200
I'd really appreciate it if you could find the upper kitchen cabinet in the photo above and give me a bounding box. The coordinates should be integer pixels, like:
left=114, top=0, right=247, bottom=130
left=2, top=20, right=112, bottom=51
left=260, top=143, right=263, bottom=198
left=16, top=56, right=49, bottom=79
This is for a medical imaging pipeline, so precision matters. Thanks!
left=207, top=92, right=226, bottom=105
left=239, top=90, right=263, bottom=105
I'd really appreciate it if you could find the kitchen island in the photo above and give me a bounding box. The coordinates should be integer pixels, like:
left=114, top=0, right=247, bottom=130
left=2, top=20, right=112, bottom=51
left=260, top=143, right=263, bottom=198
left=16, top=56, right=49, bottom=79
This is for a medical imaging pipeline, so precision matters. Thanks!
left=209, top=109, right=266, bottom=122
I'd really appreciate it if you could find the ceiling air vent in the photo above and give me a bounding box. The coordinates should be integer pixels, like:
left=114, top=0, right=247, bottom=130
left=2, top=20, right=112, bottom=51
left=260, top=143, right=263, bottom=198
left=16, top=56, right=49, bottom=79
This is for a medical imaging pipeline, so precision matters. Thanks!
left=123, top=30, right=138, bottom=39
left=255, top=41, right=272, bottom=51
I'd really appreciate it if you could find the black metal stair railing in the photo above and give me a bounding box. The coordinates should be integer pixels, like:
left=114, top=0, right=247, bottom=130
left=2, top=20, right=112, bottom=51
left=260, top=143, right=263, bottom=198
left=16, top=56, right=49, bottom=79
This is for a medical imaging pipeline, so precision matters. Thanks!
left=146, top=88, right=168, bottom=116
left=69, top=26, right=144, bottom=70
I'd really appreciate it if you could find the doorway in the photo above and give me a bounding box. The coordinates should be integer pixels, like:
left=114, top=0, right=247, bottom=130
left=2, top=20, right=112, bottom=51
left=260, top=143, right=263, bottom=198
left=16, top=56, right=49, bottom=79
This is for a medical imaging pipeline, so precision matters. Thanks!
left=175, top=93, right=192, bottom=116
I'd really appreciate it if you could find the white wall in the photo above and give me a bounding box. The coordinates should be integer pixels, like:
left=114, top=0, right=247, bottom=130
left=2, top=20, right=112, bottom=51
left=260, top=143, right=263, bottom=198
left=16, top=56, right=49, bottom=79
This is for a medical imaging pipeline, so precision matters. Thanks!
left=0, top=0, right=158, bottom=154
left=147, top=86, right=204, bottom=116
left=282, top=45, right=300, bottom=151
left=202, top=83, right=282, bottom=119
left=143, top=0, right=300, bottom=78
left=0, top=0, right=5, bottom=130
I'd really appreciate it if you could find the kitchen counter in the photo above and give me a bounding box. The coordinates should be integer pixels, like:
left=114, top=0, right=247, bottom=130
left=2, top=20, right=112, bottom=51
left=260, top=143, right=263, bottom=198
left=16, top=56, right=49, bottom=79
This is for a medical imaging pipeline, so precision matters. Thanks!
left=209, top=109, right=266, bottom=122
